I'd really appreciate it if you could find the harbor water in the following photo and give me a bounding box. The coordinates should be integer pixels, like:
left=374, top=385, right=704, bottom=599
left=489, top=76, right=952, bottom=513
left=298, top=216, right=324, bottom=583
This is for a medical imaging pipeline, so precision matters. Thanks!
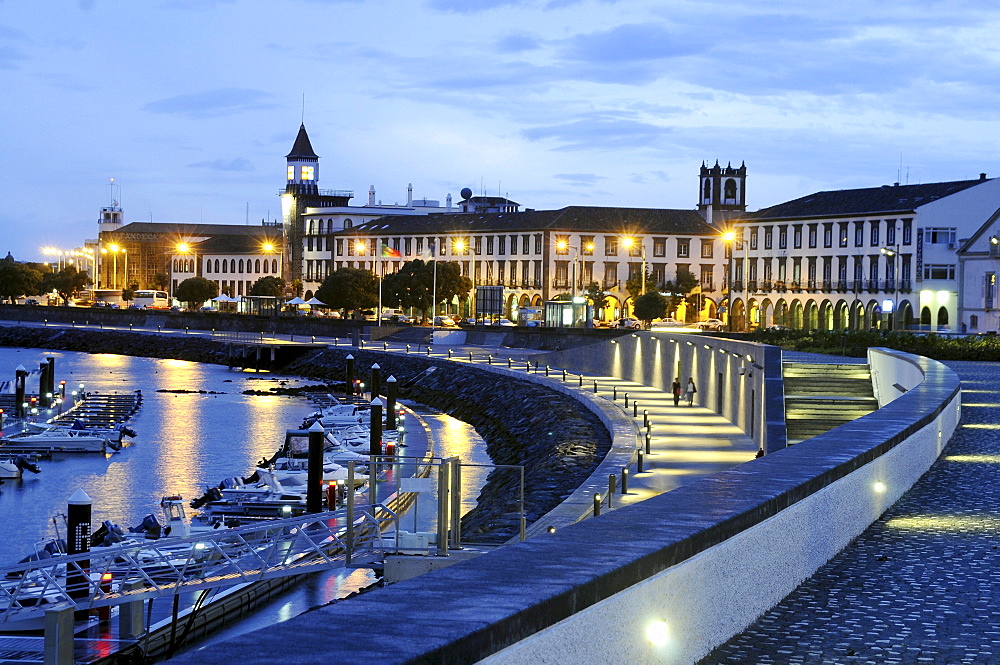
left=0, top=344, right=493, bottom=651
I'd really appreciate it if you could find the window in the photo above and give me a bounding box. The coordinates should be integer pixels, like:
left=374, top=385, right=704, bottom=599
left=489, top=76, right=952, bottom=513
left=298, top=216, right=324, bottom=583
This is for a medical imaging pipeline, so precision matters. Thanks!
left=870, top=221, right=880, bottom=247
left=807, top=225, right=817, bottom=249
left=287, top=166, right=295, bottom=181
left=272, top=259, right=278, bottom=273
left=886, top=221, right=896, bottom=245
left=307, top=237, right=314, bottom=251
left=534, top=234, right=542, bottom=254
left=498, top=235, right=506, bottom=254
left=239, top=259, right=244, bottom=273
left=764, top=228, right=773, bottom=250
left=854, top=222, right=864, bottom=247
left=628, top=240, right=642, bottom=257
left=474, top=237, right=482, bottom=254
left=510, top=235, right=518, bottom=255
left=255, top=259, right=261, bottom=273
left=523, top=235, right=530, bottom=255
left=926, top=228, right=957, bottom=245
left=405, top=238, right=412, bottom=256
left=439, top=237, right=447, bottom=257
left=555, top=237, right=569, bottom=255
left=823, top=224, right=833, bottom=248
left=605, top=237, right=618, bottom=256
left=581, top=236, right=594, bottom=255
left=344, top=219, right=353, bottom=229
left=700, top=240, right=714, bottom=259
left=922, top=264, right=956, bottom=280
left=301, top=165, right=314, bottom=181
left=653, top=238, right=666, bottom=257
left=793, top=226, right=802, bottom=249
left=603, top=263, right=617, bottom=286
left=902, top=219, right=912, bottom=245
left=701, top=265, right=714, bottom=289
left=677, top=239, right=690, bottom=258
left=486, top=237, right=494, bottom=255
left=778, top=227, right=788, bottom=249
left=839, top=223, right=849, bottom=248
left=749, top=228, right=758, bottom=250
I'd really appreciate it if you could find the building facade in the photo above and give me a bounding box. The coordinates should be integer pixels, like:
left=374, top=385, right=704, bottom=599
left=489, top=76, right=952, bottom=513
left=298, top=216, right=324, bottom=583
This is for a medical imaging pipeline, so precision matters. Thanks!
left=731, top=174, right=1000, bottom=332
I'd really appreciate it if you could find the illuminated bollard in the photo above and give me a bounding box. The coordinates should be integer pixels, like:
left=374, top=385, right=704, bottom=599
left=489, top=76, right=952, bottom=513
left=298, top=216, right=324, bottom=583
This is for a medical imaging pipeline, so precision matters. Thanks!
left=608, top=474, right=616, bottom=508
left=578, top=374, right=583, bottom=387
left=613, top=386, right=618, bottom=400
left=593, top=493, right=602, bottom=517
left=621, top=467, right=629, bottom=494
left=488, top=355, right=493, bottom=365
left=637, top=451, right=645, bottom=473
left=469, top=352, right=473, bottom=362
left=643, top=409, right=649, bottom=427
left=645, top=430, right=651, bottom=454
left=448, top=349, right=453, bottom=359
left=633, top=401, right=639, bottom=417
left=624, top=392, right=629, bottom=408
left=593, top=380, right=598, bottom=393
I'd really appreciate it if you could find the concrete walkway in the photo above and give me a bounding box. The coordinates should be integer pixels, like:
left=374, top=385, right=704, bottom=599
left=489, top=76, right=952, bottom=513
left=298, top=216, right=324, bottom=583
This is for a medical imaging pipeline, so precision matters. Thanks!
left=701, top=357, right=996, bottom=665
left=380, top=340, right=759, bottom=517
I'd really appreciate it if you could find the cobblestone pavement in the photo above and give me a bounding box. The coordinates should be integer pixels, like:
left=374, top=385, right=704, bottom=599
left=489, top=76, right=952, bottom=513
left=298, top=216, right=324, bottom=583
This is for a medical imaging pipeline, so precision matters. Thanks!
left=700, top=360, right=1000, bottom=665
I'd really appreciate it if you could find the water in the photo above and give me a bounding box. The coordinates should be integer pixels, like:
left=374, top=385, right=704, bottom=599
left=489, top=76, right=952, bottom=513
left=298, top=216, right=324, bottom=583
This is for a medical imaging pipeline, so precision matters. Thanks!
left=0, top=347, right=318, bottom=566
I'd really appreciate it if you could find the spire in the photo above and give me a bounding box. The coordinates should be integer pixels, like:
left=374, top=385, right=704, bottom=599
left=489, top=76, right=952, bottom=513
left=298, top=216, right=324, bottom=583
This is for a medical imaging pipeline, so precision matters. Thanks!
left=286, top=123, right=319, bottom=160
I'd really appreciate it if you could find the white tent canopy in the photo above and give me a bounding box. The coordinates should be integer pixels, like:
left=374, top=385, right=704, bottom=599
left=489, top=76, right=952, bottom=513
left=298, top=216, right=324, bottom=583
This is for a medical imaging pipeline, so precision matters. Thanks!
left=285, top=297, right=306, bottom=305
left=305, top=297, right=326, bottom=306
left=214, top=294, right=236, bottom=302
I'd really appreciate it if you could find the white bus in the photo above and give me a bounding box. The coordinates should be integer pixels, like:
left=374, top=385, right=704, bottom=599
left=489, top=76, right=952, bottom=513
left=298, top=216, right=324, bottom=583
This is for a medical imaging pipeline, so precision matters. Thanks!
left=132, top=290, right=170, bottom=309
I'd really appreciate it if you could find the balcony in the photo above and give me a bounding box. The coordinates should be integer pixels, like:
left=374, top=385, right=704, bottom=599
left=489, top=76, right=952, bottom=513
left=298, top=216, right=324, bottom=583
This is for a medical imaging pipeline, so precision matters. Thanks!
left=899, top=279, right=912, bottom=293
left=836, top=280, right=848, bottom=292
left=747, top=280, right=758, bottom=293
left=552, top=278, right=571, bottom=289
left=790, top=281, right=803, bottom=292
left=760, top=280, right=772, bottom=292
left=806, top=279, right=818, bottom=291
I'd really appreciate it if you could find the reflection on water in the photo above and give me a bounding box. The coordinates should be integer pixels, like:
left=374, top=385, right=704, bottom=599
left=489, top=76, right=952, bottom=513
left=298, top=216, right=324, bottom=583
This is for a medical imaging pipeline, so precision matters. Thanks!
left=0, top=347, right=316, bottom=566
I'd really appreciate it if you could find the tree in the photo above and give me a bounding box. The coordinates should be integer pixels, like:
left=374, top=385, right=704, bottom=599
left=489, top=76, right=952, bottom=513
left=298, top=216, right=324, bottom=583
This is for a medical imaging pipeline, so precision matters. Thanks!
left=315, top=267, right=378, bottom=313
left=662, top=269, right=700, bottom=320
left=151, top=272, right=170, bottom=291
left=173, top=276, right=219, bottom=309
left=39, top=266, right=91, bottom=305
left=434, top=261, right=472, bottom=314
left=0, top=263, right=43, bottom=303
left=584, top=282, right=608, bottom=312
left=634, top=291, right=668, bottom=323
left=625, top=267, right=655, bottom=301
left=250, top=275, right=286, bottom=298
left=290, top=278, right=303, bottom=298
left=379, top=260, right=472, bottom=322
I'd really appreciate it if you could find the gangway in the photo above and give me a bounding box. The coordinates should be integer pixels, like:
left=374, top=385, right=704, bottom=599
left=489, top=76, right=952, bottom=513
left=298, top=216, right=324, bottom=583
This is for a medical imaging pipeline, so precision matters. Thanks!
left=0, top=505, right=392, bottom=628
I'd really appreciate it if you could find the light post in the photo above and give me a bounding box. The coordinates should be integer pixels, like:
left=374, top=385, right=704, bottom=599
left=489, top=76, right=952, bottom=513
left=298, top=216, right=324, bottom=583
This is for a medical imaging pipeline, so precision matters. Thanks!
left=454, top=238, right=476, bottom=320
left=722, top=230, right=738, bottom=331
left=622, top=237, right=647, bottom=296
left=880, top=245, right=900, bottom=330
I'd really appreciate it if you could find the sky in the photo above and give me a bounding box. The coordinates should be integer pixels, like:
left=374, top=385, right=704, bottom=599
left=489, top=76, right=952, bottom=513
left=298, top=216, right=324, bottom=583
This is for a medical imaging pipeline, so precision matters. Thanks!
left=3, top=0, right=1000, bottom=262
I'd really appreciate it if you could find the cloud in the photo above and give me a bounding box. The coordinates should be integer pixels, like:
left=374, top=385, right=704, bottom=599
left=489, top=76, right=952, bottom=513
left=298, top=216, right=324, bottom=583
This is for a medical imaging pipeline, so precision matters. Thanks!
left=427, top=0, right=528, bottom=13
left=496, top=33, right=541, bottom=53
left=187, top=157, right=255, bottom=172
left=554, top=173, right=607, bottom=185
left=523, top=113, right=672, bottom=150
left=143, top=89, right=277, bottom=119
left=0, top=44, right=27, bottom=70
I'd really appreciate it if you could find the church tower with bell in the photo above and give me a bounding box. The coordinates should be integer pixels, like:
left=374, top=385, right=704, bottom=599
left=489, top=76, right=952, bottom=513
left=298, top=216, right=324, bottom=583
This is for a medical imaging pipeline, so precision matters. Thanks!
left=698, top=160, right=747, bottom=227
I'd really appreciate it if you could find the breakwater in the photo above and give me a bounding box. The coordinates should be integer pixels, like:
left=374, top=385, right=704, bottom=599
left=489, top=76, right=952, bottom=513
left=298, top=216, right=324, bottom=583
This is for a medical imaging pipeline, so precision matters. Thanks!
left=0, top=326, right=612, bottom=543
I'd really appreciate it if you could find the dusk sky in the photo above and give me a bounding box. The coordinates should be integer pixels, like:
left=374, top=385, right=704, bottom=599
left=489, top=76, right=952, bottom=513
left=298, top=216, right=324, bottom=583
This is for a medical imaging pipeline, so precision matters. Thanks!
left=3, top=0, right=999, bottom=262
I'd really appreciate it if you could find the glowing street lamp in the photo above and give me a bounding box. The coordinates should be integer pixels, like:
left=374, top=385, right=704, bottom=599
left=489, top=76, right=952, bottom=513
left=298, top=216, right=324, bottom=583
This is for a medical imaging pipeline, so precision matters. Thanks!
left=722, top=230, right=739, bottom=332
left=621, top=237, right=647, bottom=297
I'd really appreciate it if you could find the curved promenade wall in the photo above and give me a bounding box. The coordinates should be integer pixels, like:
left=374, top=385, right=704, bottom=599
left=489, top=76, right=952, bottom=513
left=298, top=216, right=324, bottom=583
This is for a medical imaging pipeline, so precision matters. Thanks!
left=173, top=344, right=959, bottom=665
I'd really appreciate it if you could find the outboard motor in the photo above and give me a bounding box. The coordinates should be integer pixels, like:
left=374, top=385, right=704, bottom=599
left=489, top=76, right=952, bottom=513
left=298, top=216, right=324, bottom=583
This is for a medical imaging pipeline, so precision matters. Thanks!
left=119, top=425, right=138, bottom=439
left=92, top=520, right=126, bottom=547
left=14, top=455, right=41, bottom=474
left=128, top=514, right=164, bottom=539
left=190, top=486, right=223, bottom=509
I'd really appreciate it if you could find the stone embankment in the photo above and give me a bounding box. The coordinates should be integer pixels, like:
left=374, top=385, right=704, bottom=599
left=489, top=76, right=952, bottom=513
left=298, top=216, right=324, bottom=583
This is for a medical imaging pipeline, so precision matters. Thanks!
left=0, top=327, right=611, bottom=542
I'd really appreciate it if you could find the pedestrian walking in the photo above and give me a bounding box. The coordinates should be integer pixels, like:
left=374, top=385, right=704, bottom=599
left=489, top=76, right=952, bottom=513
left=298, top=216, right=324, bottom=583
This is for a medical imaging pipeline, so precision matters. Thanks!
left=686, top=377, right=697, bottom=406
left=671, top=377, right=682, bottom=407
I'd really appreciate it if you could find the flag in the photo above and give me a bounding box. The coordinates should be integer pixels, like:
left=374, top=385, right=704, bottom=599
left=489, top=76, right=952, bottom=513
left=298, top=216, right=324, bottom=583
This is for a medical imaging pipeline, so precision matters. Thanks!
left=381, top=243, right=401, bottom=258
left=417, top=239, right=435, bottom=260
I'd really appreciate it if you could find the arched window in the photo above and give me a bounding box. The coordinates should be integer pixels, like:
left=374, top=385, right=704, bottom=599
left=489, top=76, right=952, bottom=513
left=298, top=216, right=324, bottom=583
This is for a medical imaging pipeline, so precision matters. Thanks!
left=255, top=259, right=261, bottom=273
left=724, top=178, right=737, bottom=199
left=272, top=259, right=278, bottom=273
left=172, top=259, right=178, bottom=272
left=239, top=259, right=244, bottom=273
left=214, top=259, right=220, bottom=273
left=937, top=306, right=949, bottom=327
left=344, top=219, right=353, bottom=229
left=703, top=180, right=711, bottom=200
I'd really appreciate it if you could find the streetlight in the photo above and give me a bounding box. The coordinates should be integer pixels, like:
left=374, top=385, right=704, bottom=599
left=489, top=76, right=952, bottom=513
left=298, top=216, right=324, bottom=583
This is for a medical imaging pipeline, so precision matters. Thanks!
left=880, top=245, right=900, bottom=330
left=454, top=238, right=476, bottom=320
left=621, top=237, right=647, bottom=296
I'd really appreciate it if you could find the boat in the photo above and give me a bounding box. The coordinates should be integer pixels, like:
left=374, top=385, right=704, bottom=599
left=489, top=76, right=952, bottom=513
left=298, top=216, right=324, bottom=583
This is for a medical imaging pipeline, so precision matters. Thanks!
left=189, top=469, right=308, bottom=520
left=0, top=455, right=41, bottom=480
left=1, top=426, right=118, bottom=453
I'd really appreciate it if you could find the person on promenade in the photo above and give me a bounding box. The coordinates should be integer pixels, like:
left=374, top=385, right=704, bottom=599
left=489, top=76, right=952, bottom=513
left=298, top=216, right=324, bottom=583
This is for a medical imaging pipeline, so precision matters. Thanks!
left=672, top=377, right=682, bottom=407
left=686, top=377, right=697, bottom=406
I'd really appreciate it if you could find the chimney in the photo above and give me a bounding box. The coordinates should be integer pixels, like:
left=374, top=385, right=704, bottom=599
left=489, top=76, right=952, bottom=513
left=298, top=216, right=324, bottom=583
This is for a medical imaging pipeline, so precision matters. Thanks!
left=407, top=183, right=413, bottom=207
left=368, top=185, right=376, bottom=206
left=981, top=173, right=988, bottom=181
left=446, top=193, right=452, bottom=211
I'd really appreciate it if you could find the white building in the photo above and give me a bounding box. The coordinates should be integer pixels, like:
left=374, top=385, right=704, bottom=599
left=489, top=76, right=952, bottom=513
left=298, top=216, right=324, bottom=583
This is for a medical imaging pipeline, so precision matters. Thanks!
left=168, top=233, right=282, bottom=297
left=733, top=174, right=1000, bottom=331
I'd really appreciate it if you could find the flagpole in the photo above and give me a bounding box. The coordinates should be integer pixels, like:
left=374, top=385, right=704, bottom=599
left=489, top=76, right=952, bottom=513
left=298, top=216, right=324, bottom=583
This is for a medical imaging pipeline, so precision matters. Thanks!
left=378, top=243, right=383, bottom=327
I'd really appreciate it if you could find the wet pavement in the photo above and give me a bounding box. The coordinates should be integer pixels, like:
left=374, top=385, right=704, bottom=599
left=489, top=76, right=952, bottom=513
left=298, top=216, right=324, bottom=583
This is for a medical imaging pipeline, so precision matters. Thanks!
left=701, top=357, right=999, bottom=665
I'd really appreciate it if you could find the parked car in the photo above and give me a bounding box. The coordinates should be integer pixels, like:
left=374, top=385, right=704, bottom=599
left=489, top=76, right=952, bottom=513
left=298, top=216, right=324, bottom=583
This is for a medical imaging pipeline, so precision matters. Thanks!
left=433, top=316, right=457, bottom=327
left=380, top=308, right=409, bottom=323
left=694, top=318, right=725, bottom=331
left=495, top=318, right=516, bottom=327
left=23, top=299, right=39, bottom=306
left=458, top=317, right=479, bottom=327
left=200, top=306, right=218, bottom=313
left=616, top=317, right=641, bottom=329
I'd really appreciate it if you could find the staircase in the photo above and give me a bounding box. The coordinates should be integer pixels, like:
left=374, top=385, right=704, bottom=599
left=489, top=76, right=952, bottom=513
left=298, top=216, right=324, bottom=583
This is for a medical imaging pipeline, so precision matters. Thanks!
left=783, top=362, right=879, bottom=445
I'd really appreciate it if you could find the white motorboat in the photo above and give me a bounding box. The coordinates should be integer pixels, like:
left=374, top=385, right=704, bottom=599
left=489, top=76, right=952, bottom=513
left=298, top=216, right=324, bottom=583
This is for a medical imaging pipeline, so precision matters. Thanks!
left=2, top=427, right=117, bottom=453
left=189, top=469, right=307, bottom=520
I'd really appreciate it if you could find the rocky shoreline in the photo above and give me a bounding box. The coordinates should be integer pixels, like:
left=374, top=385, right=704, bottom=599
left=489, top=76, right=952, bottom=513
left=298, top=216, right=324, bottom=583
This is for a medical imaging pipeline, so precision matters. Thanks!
left=0, top=326, right=611, bottom=542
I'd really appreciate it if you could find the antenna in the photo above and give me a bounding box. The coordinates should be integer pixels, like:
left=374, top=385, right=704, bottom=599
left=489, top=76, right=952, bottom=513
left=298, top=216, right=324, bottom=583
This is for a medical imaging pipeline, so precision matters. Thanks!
left=301, top=94, right=305, bottom=124
left=246, top=202, right=249, bottom=226
left=898, top=152, right=902, bottom=184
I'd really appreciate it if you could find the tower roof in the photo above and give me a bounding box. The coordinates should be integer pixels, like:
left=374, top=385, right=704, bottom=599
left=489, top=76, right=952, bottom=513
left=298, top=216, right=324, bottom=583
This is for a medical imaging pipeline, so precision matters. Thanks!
left=285, top=124, right=319, bottom=160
